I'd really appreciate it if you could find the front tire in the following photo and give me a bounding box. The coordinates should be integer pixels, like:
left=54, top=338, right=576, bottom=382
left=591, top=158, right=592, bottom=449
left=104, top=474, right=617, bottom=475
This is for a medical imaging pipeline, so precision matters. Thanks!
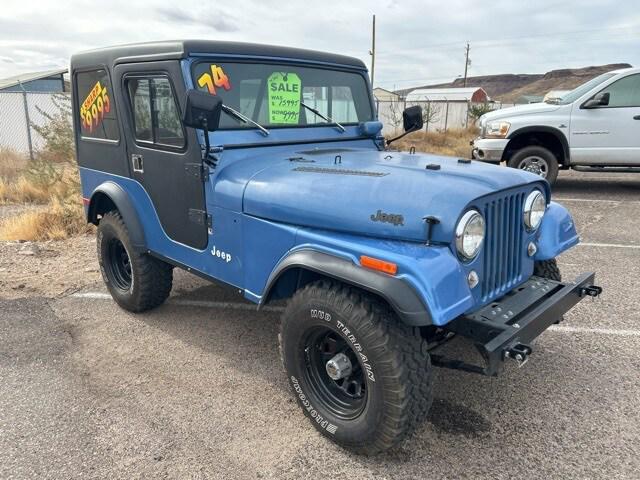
left=534, top=258, right=563, bottom=323
left=508, top=145, right=559, bottom=185
left=279, top=280, right=433, bottom=455
left=97, top=211, right=173, bottom=312
left=534, top=258, right=561, bottom=281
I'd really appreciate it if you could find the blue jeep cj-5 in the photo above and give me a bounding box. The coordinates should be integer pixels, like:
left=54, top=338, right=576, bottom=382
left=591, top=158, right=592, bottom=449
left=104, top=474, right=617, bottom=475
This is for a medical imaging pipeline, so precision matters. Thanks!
left=71, top=40, right=601, bottom=454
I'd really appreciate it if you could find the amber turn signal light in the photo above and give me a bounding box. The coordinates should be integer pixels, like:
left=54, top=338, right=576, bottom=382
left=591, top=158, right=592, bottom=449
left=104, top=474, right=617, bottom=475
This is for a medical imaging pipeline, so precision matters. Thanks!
left=360, top=255, right=398, bottom=275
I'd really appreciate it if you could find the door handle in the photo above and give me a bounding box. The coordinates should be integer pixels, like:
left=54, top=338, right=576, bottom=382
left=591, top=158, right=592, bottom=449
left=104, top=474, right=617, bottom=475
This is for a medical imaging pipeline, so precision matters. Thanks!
left=132, top=154, right=144, bottom=173
left=634, top=115, right=640, bottom=120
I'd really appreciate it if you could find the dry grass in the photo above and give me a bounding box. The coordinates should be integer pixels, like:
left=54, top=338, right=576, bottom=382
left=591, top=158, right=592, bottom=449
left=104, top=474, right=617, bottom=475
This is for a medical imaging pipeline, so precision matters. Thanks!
left=0, top=198, right=93, bottom=241
left=0, top=165, right=80, bottom=205
left=394, top=128, right=478, bottom=158
left=0, top=158, right=90, bottom=241
left=0, top=147, right=28, bottom=180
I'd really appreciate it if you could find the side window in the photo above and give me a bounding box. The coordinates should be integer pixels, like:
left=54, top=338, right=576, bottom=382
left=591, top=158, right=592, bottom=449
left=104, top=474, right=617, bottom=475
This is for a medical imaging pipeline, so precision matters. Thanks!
left=76, top=69, right=119, bottom=141
left=599, top=74, right=640, bottom=108
left=127, top=76, right=185, bottom=147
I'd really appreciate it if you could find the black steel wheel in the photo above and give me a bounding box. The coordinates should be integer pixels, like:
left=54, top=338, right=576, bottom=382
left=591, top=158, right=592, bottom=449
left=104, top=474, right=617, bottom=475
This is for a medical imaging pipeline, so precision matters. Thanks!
left=106, top=237, right=132, bottom=292
left=279, top=280, right=433, bottom=455
left=303, top=327, right=367, bottom=420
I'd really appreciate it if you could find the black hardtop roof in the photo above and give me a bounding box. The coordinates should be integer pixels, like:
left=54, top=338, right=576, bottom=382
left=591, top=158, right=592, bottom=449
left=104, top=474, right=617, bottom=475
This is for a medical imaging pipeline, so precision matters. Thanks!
left=71, top=40, right=367, bottom=71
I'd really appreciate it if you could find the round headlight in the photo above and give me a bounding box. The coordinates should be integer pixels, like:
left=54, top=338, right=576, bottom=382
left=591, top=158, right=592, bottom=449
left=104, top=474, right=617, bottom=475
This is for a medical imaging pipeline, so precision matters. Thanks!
left=524, top=190, right=546, bottom=230
left=455, top=210, right=485, bottom=261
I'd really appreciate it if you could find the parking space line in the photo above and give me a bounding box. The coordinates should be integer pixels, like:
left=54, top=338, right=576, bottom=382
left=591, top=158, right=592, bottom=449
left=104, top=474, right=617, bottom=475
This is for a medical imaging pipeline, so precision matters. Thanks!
left=578, top=242, right=640, bottom=249
left=554, top=197, right=628, bottom=204
left=69, top=292, right=639, bottom=337
left=70, top=291, right=284, bottom=312
left=549, top=325, right=640, bottom=337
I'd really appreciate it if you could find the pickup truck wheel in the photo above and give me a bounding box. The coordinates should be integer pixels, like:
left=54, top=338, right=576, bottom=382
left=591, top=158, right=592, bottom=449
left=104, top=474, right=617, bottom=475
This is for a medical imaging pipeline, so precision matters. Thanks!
left=508, top=146, right=559, bottom=184
left=279, top=280, right=433, bottom=455
left=97, top=211, right=173, bottom=312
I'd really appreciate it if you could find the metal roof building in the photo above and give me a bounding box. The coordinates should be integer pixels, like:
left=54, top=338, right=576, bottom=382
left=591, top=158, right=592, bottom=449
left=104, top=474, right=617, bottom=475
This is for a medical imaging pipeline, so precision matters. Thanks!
left=405, top=87, right=489, bottom=103
left=0, top=69, right=68, bottom=92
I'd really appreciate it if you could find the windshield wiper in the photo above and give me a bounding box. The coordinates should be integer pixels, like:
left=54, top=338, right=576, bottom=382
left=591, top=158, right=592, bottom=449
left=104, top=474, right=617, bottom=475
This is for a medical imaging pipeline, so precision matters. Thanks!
left=300, top=102, right=346, bottom=133
left=222, top=104, right=270, bottom=136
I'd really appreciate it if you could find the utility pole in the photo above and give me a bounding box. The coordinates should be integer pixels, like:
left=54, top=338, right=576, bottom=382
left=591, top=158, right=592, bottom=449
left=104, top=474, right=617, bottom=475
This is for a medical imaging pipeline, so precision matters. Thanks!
left=369, top=14, right=376, bottom=88
left=463, top=42, right=470, bottom=87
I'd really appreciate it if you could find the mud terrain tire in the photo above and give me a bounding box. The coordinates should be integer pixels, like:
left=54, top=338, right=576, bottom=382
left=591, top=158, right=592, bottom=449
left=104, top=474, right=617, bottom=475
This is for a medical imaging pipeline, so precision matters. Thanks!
left=279, top=280, right=433, bottom=455
left=97, top=211, right=173, bottom=312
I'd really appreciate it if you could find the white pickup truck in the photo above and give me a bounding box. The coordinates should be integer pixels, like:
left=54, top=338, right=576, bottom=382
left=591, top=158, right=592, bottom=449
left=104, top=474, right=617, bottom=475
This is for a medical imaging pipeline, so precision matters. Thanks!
left=472, top=67, right=640, bottom=184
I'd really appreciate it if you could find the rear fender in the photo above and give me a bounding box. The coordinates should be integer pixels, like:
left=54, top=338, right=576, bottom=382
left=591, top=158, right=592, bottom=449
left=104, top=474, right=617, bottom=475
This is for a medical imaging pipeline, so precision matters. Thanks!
left=88, top=181, right=146, bottom=251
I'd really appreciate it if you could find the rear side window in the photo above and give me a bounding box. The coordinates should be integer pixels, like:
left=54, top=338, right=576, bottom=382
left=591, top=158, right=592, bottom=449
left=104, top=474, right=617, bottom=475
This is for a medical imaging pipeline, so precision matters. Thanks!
left=127, top=76, right=185, bottom=148
left=76, top=69, right=119, bottom=141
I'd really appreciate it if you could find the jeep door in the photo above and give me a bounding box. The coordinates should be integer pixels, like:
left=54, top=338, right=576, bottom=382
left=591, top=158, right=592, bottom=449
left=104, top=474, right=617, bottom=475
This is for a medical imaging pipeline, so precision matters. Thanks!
left=115, top=61, right=209, bottom=249
left=570, top=73, right=640, bottom=165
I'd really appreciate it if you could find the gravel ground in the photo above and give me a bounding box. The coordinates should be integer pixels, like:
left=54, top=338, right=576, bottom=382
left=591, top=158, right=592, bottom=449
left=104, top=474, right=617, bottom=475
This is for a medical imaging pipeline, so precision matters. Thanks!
left=0, top=169, right=639, bottom=479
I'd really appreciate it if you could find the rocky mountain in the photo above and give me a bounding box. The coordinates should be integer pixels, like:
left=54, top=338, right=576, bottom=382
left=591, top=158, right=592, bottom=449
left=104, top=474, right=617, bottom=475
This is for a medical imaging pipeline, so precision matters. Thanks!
left=397, top=63, right=632, bottom=103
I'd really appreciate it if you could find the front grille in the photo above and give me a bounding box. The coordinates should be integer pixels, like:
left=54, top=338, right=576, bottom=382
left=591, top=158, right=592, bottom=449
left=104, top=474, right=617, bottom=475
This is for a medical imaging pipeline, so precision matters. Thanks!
left=480, top=191, right=526, bottom=302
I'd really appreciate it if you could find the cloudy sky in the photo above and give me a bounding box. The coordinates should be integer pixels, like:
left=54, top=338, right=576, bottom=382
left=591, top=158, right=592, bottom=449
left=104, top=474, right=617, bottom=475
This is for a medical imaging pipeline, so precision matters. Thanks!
left=0, top=0, right=638, bottom=89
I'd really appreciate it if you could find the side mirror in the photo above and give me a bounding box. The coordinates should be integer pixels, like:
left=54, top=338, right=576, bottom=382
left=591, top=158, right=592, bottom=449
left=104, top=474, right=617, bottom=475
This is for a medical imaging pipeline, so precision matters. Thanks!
left=183, top=90, right=223, bottom=130
left=583, top=91, right=610, bottom=109
left=403, top=105, right=424, bottom=132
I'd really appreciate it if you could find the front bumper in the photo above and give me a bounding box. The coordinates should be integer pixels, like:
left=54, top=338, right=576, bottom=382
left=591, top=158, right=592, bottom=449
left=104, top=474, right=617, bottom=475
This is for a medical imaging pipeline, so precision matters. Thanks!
left=433, top=272, right=601, bottom=376
left=470, top=137, right=509, bottom=162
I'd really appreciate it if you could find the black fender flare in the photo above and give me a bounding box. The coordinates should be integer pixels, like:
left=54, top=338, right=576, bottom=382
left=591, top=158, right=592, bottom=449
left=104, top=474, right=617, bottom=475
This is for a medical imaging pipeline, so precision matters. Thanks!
left=260, top=249, right=433, bottom=326
left=505, top=125, right=570, bottom=165
left=88, top=181, right=146, bottom=251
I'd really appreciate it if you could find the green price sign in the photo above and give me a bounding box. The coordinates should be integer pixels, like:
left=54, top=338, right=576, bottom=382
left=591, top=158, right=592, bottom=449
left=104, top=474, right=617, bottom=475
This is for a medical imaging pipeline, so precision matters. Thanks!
left=267, top=72, right=301, bottom=124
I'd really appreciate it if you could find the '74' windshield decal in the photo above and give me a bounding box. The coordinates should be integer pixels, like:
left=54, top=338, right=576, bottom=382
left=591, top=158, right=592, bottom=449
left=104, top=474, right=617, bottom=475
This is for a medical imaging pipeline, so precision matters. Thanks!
left=197, top=64, right=231, bottom=95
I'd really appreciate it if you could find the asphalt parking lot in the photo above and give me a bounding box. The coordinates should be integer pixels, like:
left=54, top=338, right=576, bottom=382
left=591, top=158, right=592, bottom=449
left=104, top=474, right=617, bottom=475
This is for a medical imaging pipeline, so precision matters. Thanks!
left=1, top=170, right=639, bottom=479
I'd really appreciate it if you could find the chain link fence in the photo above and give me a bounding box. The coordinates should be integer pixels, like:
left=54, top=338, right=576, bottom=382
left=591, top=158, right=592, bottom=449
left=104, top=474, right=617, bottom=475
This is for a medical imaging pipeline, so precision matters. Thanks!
left=0, top=92, right=71, bottom=159
left=376, top=99, right=516, bottom=135
left=0, top=92, right=519, bottom=156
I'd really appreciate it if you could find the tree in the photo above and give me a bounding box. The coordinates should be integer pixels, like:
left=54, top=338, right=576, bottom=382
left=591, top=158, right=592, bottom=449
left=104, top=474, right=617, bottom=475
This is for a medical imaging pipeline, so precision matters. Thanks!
left=31, top=93, right=75, bottom=164
left=408, top=101, right=441, bottom=132
left=381, top=99, right=405, bottom=134
left=468, top=102, right=494, bottom=125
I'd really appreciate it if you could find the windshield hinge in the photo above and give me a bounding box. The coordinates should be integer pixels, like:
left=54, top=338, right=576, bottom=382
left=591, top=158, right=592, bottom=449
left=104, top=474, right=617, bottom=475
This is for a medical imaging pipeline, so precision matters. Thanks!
left=185, top=163, right=209, bottom=182
left=204, top=145, right=224, bottom=168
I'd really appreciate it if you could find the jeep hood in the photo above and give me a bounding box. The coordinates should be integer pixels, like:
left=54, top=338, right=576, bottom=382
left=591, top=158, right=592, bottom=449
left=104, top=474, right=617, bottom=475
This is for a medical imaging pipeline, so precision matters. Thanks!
left=481, top=102, right=561, bottom=122
left=230, top=149, right=545, bottom=244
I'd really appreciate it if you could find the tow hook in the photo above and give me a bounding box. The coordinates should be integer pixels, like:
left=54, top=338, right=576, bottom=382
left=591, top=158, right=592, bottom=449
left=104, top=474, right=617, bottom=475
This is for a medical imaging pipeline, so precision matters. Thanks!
left=579, top=285, right=602, bottom=298
left=504, top=344, right=532, bottom=367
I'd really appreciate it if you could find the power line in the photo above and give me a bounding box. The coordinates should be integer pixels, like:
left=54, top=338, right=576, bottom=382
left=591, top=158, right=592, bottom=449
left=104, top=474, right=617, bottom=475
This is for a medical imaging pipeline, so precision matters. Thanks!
left=374, top=23, right=639, bottom=56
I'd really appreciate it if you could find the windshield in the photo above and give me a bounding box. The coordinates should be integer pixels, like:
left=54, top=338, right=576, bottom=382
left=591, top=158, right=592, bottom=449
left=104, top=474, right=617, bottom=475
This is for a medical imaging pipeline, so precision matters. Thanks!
left=191, top=62, right=373, bottom=130
left=552, top=72, right=617, bottom=105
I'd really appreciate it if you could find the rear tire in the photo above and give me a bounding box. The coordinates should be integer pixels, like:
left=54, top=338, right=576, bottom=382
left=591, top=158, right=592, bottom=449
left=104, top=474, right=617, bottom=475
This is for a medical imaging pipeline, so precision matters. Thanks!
left=97, top=211, right=173, bottom=312
left=279, top=280, right=433, bottom=455
left=508, top=146, right=559, bottom=185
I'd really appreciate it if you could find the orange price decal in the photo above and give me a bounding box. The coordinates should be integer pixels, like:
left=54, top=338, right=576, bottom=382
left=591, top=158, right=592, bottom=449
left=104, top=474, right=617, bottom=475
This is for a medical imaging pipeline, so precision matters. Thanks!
left=197, top=64, right=231, bottom=95
left=80, top=81, right=110, bottom=133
